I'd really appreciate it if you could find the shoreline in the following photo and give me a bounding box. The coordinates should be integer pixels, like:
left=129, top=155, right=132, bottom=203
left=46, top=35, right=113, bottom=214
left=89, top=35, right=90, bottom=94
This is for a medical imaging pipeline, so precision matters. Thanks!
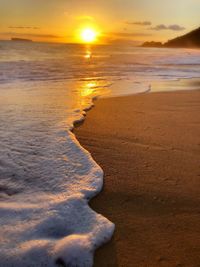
left=100, top=78, right=200, bottom=100
left=75, top=89, right=200, bottom=267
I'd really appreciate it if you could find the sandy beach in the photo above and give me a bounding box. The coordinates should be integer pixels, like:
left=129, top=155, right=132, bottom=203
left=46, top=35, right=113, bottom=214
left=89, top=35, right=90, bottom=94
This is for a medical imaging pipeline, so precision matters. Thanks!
left=75, top=90, right=200, bottom=267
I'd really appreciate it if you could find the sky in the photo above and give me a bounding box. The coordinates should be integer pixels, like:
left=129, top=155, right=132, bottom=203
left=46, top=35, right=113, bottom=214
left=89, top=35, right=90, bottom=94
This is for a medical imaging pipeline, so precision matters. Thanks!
left=0, top=0, right=199, bottom=44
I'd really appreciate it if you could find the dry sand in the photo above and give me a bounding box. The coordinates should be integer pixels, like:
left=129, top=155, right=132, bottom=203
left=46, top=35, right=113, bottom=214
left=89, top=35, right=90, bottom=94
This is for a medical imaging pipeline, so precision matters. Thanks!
left=75, top=90, right=200, bottom=267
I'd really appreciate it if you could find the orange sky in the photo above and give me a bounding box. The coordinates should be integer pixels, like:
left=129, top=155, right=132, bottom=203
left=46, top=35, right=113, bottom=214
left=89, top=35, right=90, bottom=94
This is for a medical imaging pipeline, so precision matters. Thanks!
left=0, top=0, right=199, bottom=44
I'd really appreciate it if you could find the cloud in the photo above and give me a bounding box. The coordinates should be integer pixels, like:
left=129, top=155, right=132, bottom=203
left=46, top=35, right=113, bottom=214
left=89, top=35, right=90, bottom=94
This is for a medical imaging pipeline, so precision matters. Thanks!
left=9, top=26, right=40, bottom=30
left=151, top=24, right=168, bottom=31
left=26, top=33, right=60, bottom=38
left=3, top=32, right=60, bottom=39
left=111, top=32, right=152, bottom=38
left=168, top=24, right=186, bottom=31
left=126, top=21, right=152, bottom=26
left=150, top=24, right=185, bottom=31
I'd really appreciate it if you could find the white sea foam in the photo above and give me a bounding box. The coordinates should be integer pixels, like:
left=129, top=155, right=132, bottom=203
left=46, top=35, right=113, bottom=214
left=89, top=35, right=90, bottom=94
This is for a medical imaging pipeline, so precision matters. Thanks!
left=0, top=41, right=200, bottom=266
left=0, top=82, right=115, bottom=266
left=0, top=132, right=114, bottom=267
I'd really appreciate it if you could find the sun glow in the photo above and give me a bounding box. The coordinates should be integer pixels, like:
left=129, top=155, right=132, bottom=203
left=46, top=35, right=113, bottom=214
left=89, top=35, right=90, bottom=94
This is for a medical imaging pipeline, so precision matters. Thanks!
left=80, top=28, right=98, bottom=43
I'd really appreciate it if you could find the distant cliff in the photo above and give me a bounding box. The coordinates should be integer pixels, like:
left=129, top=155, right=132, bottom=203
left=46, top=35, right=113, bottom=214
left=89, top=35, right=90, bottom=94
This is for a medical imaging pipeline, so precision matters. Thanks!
left=165, top=27, right=200, bottom=48
left=141, top=27, right=200, bottom=48
left=141, top=41, right=163, bottom=48
left=11, top=38, right=33, bottom=42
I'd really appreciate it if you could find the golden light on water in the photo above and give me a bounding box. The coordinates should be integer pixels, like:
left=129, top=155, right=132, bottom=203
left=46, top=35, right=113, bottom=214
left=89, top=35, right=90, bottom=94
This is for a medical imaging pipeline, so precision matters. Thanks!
left=84, top=50, right=92, bottom=59
left=81, top=81, right=97, bottom=97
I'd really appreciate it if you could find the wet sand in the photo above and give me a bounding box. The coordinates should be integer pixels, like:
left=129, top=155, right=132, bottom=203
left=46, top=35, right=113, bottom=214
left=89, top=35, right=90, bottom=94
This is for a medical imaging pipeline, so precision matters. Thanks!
left=75, top=90, right=200, bottom=267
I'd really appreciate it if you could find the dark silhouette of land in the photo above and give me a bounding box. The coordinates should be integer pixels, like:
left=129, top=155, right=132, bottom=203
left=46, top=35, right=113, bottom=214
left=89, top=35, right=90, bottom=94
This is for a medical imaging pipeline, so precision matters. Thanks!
left=11, top=38, right=33, bottom=42
left=141, top=41, right=163, bottom=48
left=165, top=27, right=200, bottom=48
left=142, top=27, right=200, bottom=48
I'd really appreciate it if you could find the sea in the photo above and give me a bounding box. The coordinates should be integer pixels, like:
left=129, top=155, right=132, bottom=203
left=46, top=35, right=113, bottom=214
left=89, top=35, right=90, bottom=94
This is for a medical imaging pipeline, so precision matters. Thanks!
left=0, top=41, right=200, bottom=267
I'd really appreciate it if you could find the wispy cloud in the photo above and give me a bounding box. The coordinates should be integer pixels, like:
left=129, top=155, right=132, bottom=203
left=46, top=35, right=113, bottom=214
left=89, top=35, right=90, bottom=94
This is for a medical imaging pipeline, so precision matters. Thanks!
left=8, top=26, right=40, bottom=30
left=3, top=32, right=60, bottom=39
left=111, top=32, right=152, bottom=38
left=126, top=21, right=152, bottom=26
left=150, top=24, right=185, bottom=31
left=26, top=33, right=60, bottom=38
left=168, top=24, right=186, bottom=31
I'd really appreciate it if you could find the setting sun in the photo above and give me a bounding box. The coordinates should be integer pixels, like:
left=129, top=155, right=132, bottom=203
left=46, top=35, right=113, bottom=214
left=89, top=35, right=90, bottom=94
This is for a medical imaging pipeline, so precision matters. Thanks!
left=80, top=28, right=98, bottom=43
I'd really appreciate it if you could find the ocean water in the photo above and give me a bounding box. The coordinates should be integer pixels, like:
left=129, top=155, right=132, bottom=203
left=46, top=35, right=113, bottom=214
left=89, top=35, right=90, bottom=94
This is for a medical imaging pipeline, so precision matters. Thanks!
left=0, top=41, right=200, bottom=267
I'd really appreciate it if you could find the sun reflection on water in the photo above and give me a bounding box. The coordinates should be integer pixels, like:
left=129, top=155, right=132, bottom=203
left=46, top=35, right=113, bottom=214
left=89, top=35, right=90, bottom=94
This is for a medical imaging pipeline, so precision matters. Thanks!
left=81, top=81, right=97, bottom=97
left=84, top=50, right=92, bottom=59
